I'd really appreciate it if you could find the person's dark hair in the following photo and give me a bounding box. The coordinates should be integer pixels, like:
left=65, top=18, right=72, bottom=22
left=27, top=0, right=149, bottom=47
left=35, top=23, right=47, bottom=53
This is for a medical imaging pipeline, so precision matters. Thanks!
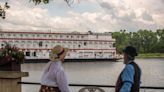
left=123, top=46, right=138, bottom=60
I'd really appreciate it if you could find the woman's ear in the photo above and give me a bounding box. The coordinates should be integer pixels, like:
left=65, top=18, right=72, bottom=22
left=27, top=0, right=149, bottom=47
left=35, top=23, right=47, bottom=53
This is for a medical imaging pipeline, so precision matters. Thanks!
left=59, top=54, right=65, bottom=61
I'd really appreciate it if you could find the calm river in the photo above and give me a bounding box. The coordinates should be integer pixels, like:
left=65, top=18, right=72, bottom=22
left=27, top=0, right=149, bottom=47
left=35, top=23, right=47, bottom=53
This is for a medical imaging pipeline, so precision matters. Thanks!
left=21, top=58, right=164, bottom=92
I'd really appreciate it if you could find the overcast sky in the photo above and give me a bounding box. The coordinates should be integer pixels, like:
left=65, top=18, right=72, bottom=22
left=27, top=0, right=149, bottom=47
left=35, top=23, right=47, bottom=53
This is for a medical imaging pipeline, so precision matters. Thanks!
left=0, top=0, right=163, bottom=32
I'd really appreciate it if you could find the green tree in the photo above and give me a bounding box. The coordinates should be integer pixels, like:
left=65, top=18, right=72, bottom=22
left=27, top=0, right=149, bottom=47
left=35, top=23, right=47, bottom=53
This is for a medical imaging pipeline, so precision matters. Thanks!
left=129, top=32, right=141, bottom=53
left=156, top=29, right=164, bottom=53
left=112, top=29, right=162, bottom=54
left=137, top=29, right=158, bottom=53
left=112, top=30, right=130, bottom=54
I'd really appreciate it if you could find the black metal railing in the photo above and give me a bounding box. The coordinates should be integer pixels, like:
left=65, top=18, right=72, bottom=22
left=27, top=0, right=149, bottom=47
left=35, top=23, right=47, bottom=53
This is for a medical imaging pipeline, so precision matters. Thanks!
left=18, top=82, right=164, bottom=92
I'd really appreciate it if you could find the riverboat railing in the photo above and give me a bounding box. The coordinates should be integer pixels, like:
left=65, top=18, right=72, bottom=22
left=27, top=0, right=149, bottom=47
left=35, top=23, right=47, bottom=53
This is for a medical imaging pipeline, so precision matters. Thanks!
left=18, top=82, right=164, bottom=92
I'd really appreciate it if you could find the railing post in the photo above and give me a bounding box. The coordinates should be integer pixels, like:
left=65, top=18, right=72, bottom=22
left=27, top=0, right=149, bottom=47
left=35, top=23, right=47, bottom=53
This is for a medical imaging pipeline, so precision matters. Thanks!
left=0, top=71, right=28, bottom=92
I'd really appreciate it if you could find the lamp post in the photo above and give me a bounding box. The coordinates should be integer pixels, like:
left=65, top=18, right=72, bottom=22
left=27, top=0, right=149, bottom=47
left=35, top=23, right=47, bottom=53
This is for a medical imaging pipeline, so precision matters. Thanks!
left=0, top=2, right=10, bottom=19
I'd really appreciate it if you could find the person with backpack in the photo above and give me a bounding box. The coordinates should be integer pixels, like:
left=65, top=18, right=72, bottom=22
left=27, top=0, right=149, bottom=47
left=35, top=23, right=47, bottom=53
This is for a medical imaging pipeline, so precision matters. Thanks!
left=115, top=46, right=142, bottom=92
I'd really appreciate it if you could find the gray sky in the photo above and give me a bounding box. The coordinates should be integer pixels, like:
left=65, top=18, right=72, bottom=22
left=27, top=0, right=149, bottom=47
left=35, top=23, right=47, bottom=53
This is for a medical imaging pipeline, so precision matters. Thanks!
left=0, top=0, right=163, bottom=32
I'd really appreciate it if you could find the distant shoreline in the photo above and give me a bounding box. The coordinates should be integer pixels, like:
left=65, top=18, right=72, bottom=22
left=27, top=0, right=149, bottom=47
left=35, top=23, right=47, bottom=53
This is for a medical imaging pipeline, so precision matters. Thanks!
left=137, top=53, right=164, bottom=58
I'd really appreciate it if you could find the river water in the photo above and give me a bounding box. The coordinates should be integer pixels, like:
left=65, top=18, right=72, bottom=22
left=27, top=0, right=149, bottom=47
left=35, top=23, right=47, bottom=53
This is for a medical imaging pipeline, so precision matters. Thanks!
left=21, top=58, right=164, bottom=92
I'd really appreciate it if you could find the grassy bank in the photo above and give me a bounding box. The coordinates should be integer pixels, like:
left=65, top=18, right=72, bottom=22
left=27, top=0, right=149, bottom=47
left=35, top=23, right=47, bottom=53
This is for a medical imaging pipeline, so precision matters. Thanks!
left=137, top=53, right=164, bottom=58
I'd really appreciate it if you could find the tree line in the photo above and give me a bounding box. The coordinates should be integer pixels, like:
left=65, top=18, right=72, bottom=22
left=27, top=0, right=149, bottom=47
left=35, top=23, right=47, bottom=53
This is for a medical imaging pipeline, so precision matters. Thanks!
left=112, top=29, right=164, bottom=54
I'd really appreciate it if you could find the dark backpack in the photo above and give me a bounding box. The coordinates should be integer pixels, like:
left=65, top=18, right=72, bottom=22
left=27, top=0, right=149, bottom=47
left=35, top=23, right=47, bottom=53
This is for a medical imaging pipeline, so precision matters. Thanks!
left=115, top=62, right=141, bottom=92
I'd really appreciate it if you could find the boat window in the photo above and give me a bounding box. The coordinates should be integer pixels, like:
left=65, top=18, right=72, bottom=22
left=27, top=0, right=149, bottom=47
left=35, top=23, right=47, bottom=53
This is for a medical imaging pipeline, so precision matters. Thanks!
left=8, top=34, right=11, bottom=36
left=84, top=42, right=87, bottom=46
left=55, top=35, right=58, bottom=38
left=26, top=52, right=30, bottom=56
left=15, top=41, right=19, bottom=43
left=28, top=41, right=31, bottom=43
left=0, top=34, right=3, bottom=36
left=60, top=35, right=62, bottom=38
left=39, top=41, right=43, bottom=47
left=20, top=34, right=23, bottom=37
left=33, top=52, right=36, bottom=57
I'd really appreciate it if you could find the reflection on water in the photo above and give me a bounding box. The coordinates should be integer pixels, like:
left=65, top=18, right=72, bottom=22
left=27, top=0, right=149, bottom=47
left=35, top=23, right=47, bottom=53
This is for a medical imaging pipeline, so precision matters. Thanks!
left=21, top=58, right=164, bottom=92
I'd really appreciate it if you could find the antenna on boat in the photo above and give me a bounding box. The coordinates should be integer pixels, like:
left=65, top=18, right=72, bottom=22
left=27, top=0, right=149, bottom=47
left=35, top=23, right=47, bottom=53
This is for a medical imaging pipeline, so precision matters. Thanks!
left=48, top=29, right=51, bottom=33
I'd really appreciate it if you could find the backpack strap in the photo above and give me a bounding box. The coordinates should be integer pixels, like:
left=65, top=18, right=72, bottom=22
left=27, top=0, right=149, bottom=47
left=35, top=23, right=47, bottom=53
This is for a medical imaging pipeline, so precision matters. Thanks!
left=129, top=62, right=141, bottom=92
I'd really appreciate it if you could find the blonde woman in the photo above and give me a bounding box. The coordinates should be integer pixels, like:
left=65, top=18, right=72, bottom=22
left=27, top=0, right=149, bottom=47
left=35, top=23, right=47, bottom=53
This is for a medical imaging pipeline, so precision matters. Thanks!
left=39, top=45, right=70, bottom=92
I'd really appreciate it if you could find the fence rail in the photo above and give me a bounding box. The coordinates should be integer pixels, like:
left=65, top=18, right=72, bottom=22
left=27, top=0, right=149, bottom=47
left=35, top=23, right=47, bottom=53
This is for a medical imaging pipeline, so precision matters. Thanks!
left=18, top=82, right=164, bottom=90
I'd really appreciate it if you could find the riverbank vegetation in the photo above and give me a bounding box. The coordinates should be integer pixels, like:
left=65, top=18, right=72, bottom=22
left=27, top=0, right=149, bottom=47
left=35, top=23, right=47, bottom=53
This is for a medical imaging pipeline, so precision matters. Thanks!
left=137, top=53, right=164, bottom=58
left=112, top=29, right=164, bottom=58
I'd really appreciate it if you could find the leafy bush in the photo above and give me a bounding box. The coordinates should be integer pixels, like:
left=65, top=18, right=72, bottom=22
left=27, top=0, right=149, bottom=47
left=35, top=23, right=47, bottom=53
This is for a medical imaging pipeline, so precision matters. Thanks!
left=0, top=42, right=25, bottom=65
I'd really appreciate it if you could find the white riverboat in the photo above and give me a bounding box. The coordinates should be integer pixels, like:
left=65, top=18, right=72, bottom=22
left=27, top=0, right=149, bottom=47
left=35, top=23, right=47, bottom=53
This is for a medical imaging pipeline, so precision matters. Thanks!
left=0, top=30, right=118, bottom=62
